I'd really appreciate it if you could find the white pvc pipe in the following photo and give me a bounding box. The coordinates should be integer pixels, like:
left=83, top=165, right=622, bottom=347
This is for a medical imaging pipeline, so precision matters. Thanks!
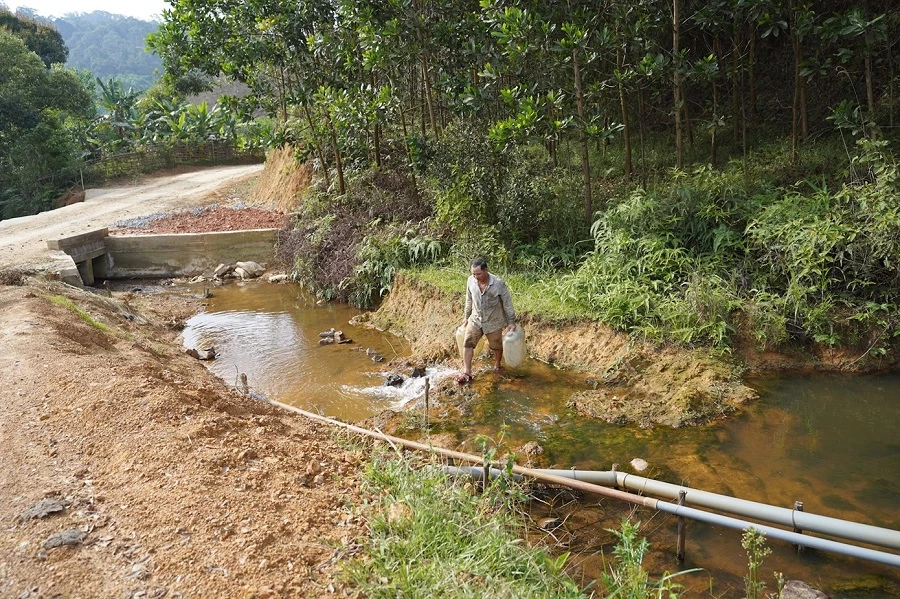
left=655, top=502, right=900, bottom=568
left=443, top=466, right=900, bottom=568
left=525, top=469, right=900, bottom=552
left=268, top=400, right=900, bottom=569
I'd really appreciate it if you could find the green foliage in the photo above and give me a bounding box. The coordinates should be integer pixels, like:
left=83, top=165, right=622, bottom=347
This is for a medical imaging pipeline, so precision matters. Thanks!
left=54, top=11, right=162, bottom=88
left=740, top=528, right=771, bottom=599
left=601, top=518, right=698, bottom=598
left=747, top=140, right=900, bottom=346
left=427, top=118, right=587, bottom=262
left=345, top=449, right=587, bottom=598
left=0, top=30, right=95, bottom=218
left=348, top=226, right=444, bottom=307
left=0, top=8, right=67, bottom=66
left=554, top=166, right=754, bottom=346
left=276, top=168, right=434, bottom=305
left=133, top=0, right=899, bottom=354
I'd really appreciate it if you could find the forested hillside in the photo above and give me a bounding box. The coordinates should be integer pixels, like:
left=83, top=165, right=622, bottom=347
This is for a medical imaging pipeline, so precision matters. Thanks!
left=53, top=11, right=161, bottom=90
left=151, top=0, right=900, bottom=356
left=0, top=7, right=265, bottom=221
left=1, top=6, right=162, bottom=89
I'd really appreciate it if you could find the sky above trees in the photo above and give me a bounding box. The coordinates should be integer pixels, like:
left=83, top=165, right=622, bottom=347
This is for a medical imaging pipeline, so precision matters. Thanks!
left=1, top=0, right=166, bottom=20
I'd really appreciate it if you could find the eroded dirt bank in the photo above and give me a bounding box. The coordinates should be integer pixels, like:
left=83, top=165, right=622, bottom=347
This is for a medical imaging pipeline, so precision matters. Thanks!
left=366, top=274, right=756, bottom=428
left=0, top=277, right=365, bottom=598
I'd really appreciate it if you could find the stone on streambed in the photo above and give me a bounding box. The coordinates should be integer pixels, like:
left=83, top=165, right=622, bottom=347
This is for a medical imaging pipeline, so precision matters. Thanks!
left=235, top=261, right=265, bottom=277
left=213, top=263, right=234, bottom=278
left=186, top=347, right=217, bottom=360
left=630, top=458, right=648, bottom=472
left=384, top=374, right=405, bottom=387
left=780, top=581, right=829, bottom=599
left=268, top=274, right=289, bottom=283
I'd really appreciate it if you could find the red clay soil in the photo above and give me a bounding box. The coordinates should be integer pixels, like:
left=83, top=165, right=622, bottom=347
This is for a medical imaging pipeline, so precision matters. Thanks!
left=111, top=206, right=289, bottom=235
left=0, top=280, right=367, bottom=598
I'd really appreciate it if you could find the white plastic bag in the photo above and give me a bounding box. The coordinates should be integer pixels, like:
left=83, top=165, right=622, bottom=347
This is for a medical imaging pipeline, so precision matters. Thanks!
left=502, top=326, right=526, bottom=368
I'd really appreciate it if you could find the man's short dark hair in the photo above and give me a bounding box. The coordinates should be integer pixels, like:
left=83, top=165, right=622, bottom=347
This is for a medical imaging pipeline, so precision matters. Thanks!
left=471, top=257, right=488, bottom=271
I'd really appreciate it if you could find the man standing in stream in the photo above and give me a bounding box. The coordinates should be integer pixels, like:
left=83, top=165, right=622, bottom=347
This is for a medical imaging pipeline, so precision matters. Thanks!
left=457, top=257, right=517, bottom=384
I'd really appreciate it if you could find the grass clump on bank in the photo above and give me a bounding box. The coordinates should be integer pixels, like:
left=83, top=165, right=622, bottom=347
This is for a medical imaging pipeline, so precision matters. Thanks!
left=43, top=293, right=118, bottom=334
left=344, top=449, right=587, bottom=598
left=345, top=449, right=698, bottom=598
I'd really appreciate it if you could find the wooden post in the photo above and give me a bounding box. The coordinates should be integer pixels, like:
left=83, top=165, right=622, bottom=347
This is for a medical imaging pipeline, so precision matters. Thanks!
left=676, top=490, right=687, bottom=563
left=424, top=378, right=430, bottom=432
left=793, top=500, right=805, bottom=553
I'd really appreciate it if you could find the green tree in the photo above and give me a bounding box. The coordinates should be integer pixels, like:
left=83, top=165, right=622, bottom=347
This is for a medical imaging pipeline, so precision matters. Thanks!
left=0, top=8, right=67, bottom=66
left=0, top=30, right=94, bottom=218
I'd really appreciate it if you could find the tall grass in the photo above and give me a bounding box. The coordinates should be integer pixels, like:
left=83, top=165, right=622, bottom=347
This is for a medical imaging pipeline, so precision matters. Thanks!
left=345, top=449, right=706, bottom=598
left=344, top=450, right=586, bottom=598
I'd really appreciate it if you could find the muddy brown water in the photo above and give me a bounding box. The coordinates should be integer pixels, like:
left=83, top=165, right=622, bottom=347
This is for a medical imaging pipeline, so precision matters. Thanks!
left=181, top=281, right=899, bottom=597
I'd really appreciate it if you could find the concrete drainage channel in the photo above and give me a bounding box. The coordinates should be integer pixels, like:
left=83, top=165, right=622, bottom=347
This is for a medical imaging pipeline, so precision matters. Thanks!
left=46, top=228, right=279, bottom=286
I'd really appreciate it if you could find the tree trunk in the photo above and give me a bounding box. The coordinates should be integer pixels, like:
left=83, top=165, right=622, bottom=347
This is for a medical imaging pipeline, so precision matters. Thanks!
left=713, top=35, right=725, bottom=167
left=302, top=104, right=331, bottom=189
left=673, top=0, right=683, bottom=169
left=731, top=20, right=741, bottom=145
left=749, top=29, right=758, bottom=118
left=864, top=27, right=876, bottom=137
left=890, top=39, right=895, bottom=129
left=800, top=79, right=808, bottom=139
left=422, top=58, right=438, bottom=135
left=617, top=40, right=633, bottom=177
left=711, top=79, right=719, bottom=167
left=572, top=47, right=593, bottom=222
left=371, top=73, right=381, bottom=168
left=324, top=112, right=345, bottom=195
left=279, top=64, right=288, bottom=121
left=790, top=0, right=800, bottom=165
left=639, top=84, right=647, bottom=186
left=398, top=100, right=417, bottom=187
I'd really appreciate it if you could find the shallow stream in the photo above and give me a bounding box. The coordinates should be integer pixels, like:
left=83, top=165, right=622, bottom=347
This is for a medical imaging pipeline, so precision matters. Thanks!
left=181, top=281, right=899, bottom=597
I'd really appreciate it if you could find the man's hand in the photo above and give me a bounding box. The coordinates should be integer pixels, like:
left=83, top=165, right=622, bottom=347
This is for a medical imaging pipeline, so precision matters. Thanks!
left=506, top=323, right=517, bottom=333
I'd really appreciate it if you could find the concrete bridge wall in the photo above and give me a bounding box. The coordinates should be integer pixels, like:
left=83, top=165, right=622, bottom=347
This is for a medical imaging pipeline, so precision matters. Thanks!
left=47, top=228, right=279, bottom=286
left=104, top=229, right=278, bottom=279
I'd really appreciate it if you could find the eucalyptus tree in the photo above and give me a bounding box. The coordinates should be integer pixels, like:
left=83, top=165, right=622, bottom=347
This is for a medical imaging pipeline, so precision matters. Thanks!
left=480, top=0, right=608, bottom=222
left=819, top=6, right=887, bottom=139
left=789, top=1, right=816, bottom=163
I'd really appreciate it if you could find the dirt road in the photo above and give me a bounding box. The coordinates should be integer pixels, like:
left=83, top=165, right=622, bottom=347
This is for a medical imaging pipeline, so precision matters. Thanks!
left=0, top=164, right=263, bottom=270
left=0, top=276, right=366, bottom=598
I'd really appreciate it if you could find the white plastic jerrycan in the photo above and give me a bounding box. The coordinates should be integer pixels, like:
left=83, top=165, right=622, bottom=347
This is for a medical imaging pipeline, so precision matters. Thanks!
left=455, top=325, right=485, bottom=359
left=502, top=325, right=526, bottom=368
